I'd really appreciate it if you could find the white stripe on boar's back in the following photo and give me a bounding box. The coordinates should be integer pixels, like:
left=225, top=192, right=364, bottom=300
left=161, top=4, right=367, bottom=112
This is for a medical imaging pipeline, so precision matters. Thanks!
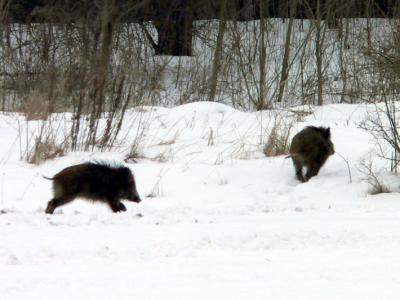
left=44, top=162, right=142, bottom=214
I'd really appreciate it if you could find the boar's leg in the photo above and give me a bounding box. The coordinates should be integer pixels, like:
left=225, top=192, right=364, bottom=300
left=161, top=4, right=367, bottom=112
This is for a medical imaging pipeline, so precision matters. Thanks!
left=119, top=202, right=127, bottom=211
left=107, top=198, right=124, bottom=213
left=45, top=197, right=74, bottom=214
left=304, top=163, right=321, bottom=182
left=45, top=199, right=57, bottom=214
left=292, top=157, right=305, bottom=182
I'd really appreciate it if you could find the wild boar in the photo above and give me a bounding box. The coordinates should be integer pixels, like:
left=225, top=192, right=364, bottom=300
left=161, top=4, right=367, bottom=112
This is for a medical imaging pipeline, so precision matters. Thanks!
left=289, top=126, right=335, bottom=182
left=44, top=162, right=141, bottom=214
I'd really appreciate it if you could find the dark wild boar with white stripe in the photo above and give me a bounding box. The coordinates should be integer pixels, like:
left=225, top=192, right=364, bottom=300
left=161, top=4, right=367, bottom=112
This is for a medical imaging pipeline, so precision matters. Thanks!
left=44, top=162, right=141, bottom=214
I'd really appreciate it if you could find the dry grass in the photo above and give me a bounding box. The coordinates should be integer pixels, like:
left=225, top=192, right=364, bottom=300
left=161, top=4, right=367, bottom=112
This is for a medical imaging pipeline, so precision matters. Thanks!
left=22, top=90, right=51, bottom=121
left=124, top=145, right=146, bottom=163
left=367, top=169, right=391, bottom=195
left=368, top=180, right=390, bottom=195
left=207, top=128, right=215, bottom=146
left=263, top=116, right=294, bottom=157
left=124, top=118, right=150, bottom=163
left=146, top=182, right=163, bottom=198
left=19, top=112, right=69, bottom=164
left=291, top=110, right=313, bottom=122
left=146, top=171, right=165, bottom=198
left=28, top=138, right=66, bottom=164
left=359, top=159, right=391, bottom=195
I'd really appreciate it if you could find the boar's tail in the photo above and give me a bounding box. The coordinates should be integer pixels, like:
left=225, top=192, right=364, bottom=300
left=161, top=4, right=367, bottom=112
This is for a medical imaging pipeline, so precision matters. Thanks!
left=285, top=154, right=302, bottom=159
left=42, top=175, right=54, bottom=180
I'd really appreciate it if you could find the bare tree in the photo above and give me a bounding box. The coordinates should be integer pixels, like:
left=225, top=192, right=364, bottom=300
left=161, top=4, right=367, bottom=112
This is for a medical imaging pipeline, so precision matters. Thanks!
left=85, top=0, right=117, bottom=150
left=257, top=0, right=269, bottom=110
left=338, top=18, right=350, bottom=103
left=208, top=0, right=227, bottom=102
left=276, top=0, right=295, bottom=103
left=314, top=0, right=324, bottom=105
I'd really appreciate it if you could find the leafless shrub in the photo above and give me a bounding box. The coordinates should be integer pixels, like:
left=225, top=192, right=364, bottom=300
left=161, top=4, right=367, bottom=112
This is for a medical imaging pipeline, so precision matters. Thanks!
left=359, top=158, right=390, bottom=195
left=335, top=151, right=353, bottom=183
left=359, top=27, right=400, bottom=172
left=1, top=4, right=155, bottom=156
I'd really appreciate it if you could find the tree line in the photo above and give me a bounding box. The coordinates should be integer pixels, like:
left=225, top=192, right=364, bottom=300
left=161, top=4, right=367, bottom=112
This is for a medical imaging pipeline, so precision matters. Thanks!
left=5, top=0, right=400, bottom=56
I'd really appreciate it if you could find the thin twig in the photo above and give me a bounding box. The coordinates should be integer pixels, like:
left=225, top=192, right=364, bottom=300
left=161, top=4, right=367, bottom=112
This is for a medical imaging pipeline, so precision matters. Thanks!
left=334, top=150, right=352, bottom=183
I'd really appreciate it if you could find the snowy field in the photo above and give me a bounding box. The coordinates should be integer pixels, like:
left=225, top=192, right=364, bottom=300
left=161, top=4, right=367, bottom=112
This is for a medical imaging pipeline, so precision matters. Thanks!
left=1, top=102, right=400, bottom=299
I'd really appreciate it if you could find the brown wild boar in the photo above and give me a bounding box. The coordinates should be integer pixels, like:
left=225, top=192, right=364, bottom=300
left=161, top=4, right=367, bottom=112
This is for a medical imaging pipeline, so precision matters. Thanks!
left=289, top=126, right=335, bottom=182
left=44, top=162, right=141, bottom=214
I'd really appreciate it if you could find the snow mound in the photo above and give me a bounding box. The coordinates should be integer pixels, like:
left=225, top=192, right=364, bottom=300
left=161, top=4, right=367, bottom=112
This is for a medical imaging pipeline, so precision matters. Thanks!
left=1, top=103, right=400, bottom=300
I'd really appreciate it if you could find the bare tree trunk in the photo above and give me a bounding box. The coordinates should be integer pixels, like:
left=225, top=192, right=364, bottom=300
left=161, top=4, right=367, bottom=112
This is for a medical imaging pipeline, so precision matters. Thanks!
left=231, top=20, right=255, bottom=107
left=150, top=0, right=194, bottom=56
left=71, top=21, right=90, bottom=150
left=209, top=0, right=227, bottom=102
left=85, top=0, right=116, bottom=150
left=339, top=18, right=349, bottom=103
left=0, top=0, right=10, bottom=111
left=315, top=0, right=324, bottom=106
left=366, top=18, right=372, bottom=49
left=276, top=1, right=295, bottom=103
left=257, top=0, right=268, bottom=110
left=299, top=20, right=307, bottom=105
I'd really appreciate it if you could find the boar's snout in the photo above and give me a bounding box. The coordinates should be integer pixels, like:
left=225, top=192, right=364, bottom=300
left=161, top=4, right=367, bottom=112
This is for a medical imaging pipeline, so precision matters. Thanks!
left=132, top=195, right=142, bottom=203
left=130, top=190, right=142, bottom=203
left=329, top=143, right=335, bottom=155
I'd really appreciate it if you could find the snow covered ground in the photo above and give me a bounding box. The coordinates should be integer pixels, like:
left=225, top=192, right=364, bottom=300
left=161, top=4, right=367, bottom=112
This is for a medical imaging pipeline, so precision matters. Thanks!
left=1, top=102, right=400, bottom=299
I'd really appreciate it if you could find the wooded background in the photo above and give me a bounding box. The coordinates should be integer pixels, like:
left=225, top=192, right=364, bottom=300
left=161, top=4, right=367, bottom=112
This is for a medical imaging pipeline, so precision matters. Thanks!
left=6, top=0, right=400, bottom=55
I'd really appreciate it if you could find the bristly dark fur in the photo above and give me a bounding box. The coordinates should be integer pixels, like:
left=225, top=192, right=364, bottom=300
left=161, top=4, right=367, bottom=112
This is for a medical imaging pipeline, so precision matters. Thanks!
left=289, top=126, right=334, bottom=182
left=305, top=126, right=331, bottom=139
left=45, top=161, right=142, bottom=214
left=86, top=160, right=133, bottom=178
left=43, top=160, right=131, bottom=180
left=87, top=159, right=127, bottom=170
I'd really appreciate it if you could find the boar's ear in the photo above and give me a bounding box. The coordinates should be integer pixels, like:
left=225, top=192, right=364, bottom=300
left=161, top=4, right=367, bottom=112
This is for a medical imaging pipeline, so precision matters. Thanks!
left=324, top=127, right=331, bottom=139
left=121, top=167, right=134, bottom=180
